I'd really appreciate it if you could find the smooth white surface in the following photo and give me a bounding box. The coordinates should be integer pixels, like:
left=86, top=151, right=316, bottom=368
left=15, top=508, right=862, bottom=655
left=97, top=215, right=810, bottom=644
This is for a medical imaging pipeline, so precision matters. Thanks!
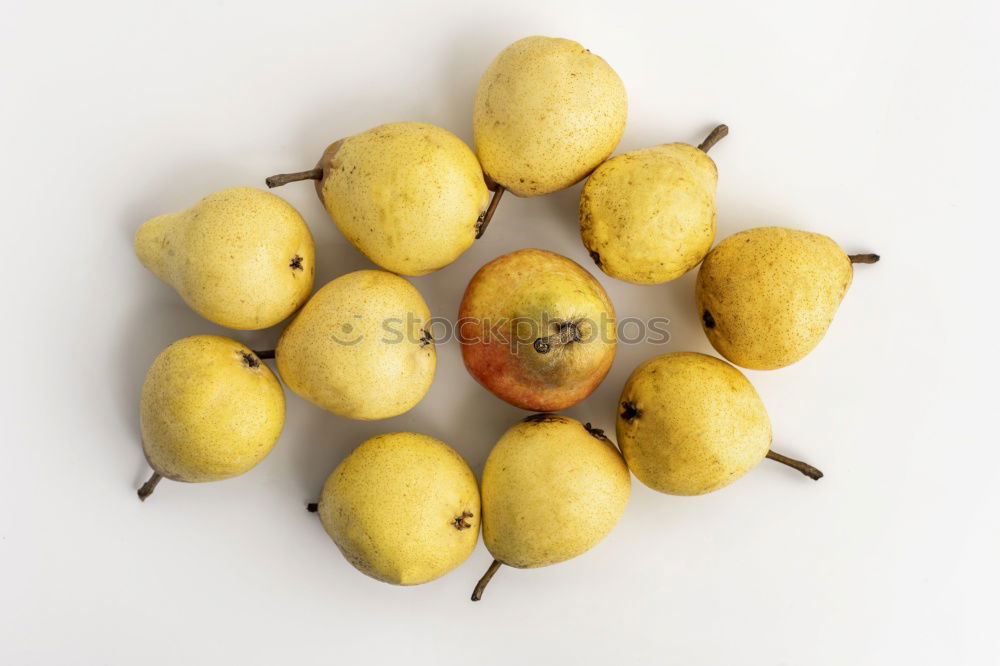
left=2, top=1, right=997, bottom=663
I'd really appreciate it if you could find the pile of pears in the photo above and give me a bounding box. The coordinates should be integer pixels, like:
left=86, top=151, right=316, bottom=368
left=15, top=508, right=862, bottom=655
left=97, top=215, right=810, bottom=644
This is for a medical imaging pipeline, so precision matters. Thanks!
left=133, top=36, right=878, bottom=600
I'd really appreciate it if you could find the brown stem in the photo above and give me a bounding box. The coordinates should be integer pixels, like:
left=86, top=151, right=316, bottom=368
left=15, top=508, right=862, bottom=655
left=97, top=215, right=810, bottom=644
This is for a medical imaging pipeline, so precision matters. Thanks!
left=306, top=502, right=319, bottom=513
left=475, top=186, right=505, bottom=239
left=766, top=450, right=823, bottom=480
left=697, top=124, right=729, bottom=153
left=265, top=168, right=323, bottom=188
left=254, top=349, right=276, bottom=360
left=137, top=471, right=162, bottom=501
left=471, top=559, right=503, bottom=602
left=533, top=321, right=582, bottom=354
left=849, top=253, right=880, bottom=264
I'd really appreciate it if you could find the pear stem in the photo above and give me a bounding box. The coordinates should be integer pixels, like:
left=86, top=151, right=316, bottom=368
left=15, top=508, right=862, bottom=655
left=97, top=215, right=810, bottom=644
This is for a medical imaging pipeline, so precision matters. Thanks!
left=697, top=124, right=729, bottom=153
left=254, top=349, right=276, bottom=360
left=475, top=186, right=506, bottom=239
left=766, top=450, right=823, bottom=480
left=306, top=502, right=319, bottom=513
left=471, top=559, right=503, bottom=601
left=849, top=253, right=880, bottom=264
left=137, top=471, right=162, bottom=501
left=265, top=168, right=323, bottom=189
left=533, top=321, right=581, bottom=354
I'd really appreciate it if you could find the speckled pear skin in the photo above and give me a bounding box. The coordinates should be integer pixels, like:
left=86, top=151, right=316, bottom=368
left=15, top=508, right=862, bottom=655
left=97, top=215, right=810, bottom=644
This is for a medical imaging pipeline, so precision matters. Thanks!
left=140, top=335, right=285, bottom=483
left=616, top=352, right=771, bottom=496
left=459, top=249, right=616, bottom=411
left=134, top=187, right=315, bottom=330
left=696, top=227, right=853, bottom=370
left=473, top=36, right=627, bottom=197
left=314, top=122, right=489, bottom=276
left=317, top=433, right=480, bottom=586
left=481, top=414, right=630, bottom=568
left=580, top=143, right=717, bottom=284
left=275, top=270, right=435, bottom=420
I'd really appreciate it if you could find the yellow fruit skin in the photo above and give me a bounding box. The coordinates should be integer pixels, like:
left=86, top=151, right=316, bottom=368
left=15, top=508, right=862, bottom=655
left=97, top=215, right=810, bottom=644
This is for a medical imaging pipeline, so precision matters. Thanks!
left=140, top=335, right=285, bottom=483
left=482, top=414, right=630, bottom=568
left=316, top=122, right=489, bottom=276
left=580, top=143, right=717, bottom=284
left=696, top=227, right=853, bottom=370
left=318, top=433, right=481, bottom=586
left=474, top=36, right=627, bottom=197
left=616, top=352, right=770, bottom=495
left=134, top=187, right=315, bottom=330
left=275, top=270, right=435, bottom=420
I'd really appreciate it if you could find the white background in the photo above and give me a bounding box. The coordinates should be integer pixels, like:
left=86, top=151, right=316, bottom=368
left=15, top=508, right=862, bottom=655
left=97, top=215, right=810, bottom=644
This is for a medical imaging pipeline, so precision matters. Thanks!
left=2, top=1, right=997, bottom=663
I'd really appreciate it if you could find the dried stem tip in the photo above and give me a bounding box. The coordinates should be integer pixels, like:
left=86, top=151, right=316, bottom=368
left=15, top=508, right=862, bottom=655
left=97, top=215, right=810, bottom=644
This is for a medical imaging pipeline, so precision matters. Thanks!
left=697, top=124, right=729, bottom=153
left=471, top=559, right=503, bottom=602
left=265, top=168, right=323, bottom=188
left=766, top=450, right=823, bottom=480
left=849, top=253, right=880, bottom=264
left=533, top=321, right=582, bottom=354
left=137, top=471, right=162, bottom=501
left=475, top=186, right=506, bottom=239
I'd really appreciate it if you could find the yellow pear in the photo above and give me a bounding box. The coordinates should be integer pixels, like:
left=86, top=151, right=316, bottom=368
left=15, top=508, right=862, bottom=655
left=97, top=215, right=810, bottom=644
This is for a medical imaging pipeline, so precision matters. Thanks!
left=135, top=187, right=315, bottom=330
left=473, top=36, right=627, bottom=198
left=616, top=352, right=822, bottom=496
left=316, top=432, right=480, bottom=585
left=137, top=335, right=285, bottom=500
left=275, top=270, right=435, bottom=420
left=580, top=125, right=728, bottom=284
left=266, top=122, right=490, bottom=275
left=472, top=414, right=630, bottom=601
left=696, top=227, right=880, bottom=370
